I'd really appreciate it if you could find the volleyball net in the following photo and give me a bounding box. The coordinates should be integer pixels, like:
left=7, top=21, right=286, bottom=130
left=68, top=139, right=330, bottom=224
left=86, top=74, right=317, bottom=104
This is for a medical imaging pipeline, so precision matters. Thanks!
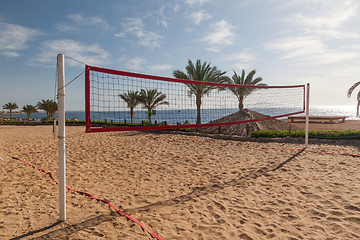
left=85, top=65, right=305, bottom=133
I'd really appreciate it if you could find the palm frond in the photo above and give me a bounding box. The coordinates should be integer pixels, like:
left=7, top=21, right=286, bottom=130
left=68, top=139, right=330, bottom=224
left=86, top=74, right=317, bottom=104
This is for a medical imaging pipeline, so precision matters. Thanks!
left=172, top=70, right=188, bottom=80
left=347, top=81, right=360, bottom=98
left=251, top=77, right=265, bottom=86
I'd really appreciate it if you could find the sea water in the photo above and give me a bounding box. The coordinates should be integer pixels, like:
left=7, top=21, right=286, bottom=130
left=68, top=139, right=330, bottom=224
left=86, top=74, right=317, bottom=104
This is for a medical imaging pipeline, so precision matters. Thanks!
left=5, top=105, right=359, bottom=123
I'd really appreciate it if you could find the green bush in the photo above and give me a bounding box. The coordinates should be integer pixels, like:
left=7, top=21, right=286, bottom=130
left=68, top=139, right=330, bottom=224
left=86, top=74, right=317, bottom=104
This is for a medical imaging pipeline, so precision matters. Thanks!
left=251, top=130, right=360, bottom=139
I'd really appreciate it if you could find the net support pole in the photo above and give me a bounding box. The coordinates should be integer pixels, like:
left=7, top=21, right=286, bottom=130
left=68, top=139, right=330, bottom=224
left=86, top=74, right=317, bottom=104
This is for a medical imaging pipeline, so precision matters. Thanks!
left=57, top=53, right=66, bottom=221
left=305, top=83, right=310, bottom=147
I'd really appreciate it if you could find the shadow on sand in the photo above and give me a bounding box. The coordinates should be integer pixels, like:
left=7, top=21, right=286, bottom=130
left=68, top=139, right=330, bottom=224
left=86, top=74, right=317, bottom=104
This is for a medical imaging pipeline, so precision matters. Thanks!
left=11, top=148, right=305, bottom=239
left=10, top=221, right=62, bottom=240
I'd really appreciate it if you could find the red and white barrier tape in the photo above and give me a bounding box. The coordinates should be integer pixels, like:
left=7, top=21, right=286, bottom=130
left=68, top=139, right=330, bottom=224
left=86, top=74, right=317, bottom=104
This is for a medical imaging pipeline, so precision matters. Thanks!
left=11, top=156, right=164, bottom=240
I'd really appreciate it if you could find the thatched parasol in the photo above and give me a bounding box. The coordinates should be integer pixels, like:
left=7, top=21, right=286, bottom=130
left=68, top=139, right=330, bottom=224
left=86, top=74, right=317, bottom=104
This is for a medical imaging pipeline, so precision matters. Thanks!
left=194, top=109, right=299, bottom=136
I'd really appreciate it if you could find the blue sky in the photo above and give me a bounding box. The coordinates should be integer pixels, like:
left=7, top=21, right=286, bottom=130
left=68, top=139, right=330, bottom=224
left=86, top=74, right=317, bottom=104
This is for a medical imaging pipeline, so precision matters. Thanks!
left=1, top=0, right=360, bottom=111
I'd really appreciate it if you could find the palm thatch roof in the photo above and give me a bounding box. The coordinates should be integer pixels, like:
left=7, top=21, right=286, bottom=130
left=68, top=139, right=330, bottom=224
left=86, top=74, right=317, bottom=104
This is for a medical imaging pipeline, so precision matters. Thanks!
left=193, top=109, right=300, bottom=136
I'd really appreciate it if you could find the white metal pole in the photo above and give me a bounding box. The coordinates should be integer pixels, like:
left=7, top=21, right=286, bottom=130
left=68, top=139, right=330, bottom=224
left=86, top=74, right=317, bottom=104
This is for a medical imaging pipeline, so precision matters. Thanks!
left=57, top=54, right=66, bottom=221
left=305, top=83, right=310, bottom=147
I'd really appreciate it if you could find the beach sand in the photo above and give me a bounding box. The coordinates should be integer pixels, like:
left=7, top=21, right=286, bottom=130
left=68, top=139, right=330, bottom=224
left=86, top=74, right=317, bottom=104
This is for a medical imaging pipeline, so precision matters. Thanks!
left=1, top=123, right=360, bottom=239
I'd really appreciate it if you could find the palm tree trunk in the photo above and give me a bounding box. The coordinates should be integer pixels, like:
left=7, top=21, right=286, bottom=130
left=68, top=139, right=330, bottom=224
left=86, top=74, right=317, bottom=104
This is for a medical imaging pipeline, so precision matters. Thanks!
left=130, top=108, right=134, bottom=124
left=148, top=109, right=152, bottom=123
left=238, top=96, right=244, bottom=111
left=196, top=95, right=202, bottom=124
left=27, top=113, right=30, bottom=122
left=10, top=110, right=12, bottom=119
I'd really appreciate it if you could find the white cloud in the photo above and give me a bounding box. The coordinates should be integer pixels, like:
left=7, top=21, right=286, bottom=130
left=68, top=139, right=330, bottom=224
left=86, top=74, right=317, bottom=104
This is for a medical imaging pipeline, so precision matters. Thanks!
left=148, top=64, right=172, bottom=72
left=159, top=5, right=168, bottom=28
left=267, top=36, right=359, bottom=65
left=119, top=56, right=172, bottom=73
left=57, top=13, right=109, bottom=32
left=202, top=20, right=235, bottom=51
left=0, top=22, right=41, bottom=57
left=66, top=13, right=109, bottom=31
left=285, top=1, right=359, bottom=39
left=32, top=39, right=110, bottom=67
left=205, top=47, right=221, bottom=52
left=269, top=36, right=323, bottom=59
left=220, top=50, right=256, bottom=70
left=185, top=0, right=210, bottom=6
left=267, top=0, right=360, bottom=65
left=221, top=50, right=255, bottom=63
left=190, top=10, right=212, bottom=24
left=115, top=18, right=163, bottom=49
left=233, top=63, right=253, bottom=71
left=56, top=24, right=76, bottom=32
left=123, top=57, right=147, bottom=72
left=174, top=3, right=181, bottom=13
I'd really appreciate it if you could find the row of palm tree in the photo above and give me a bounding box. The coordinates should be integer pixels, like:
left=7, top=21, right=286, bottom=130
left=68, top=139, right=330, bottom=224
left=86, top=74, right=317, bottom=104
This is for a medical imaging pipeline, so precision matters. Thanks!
left=119, top=59, right=265, bottom=125
left=2, top=99, right=58, bottom=122
left=175, top=59, right=360, bottom=121
left=119, top=88, right=169, bottom=124
left=173, top=59, right=266, bottom=124
left=3, top=59, right=266, bottom=126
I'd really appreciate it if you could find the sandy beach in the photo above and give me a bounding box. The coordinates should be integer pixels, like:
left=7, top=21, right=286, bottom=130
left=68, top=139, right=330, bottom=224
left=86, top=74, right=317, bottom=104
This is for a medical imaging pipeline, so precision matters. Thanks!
left=1, top=123, right=360, bottom=239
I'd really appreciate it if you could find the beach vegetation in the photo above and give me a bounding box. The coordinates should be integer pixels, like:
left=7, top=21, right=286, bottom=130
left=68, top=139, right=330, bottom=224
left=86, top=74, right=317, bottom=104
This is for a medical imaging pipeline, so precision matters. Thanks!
left=37, top=99, right=58, bottom=121
left=252, top=129, right=360, bottom=139
left=2, top=102, right=18, bottom=118
left=347, top=81, right=360, bottom=117
left=22, top=105, right=38, bottom=122
left=138, top=89, right=169, bottom=123
left=173, top=59, right=229, bottom=124
left=119, top=91, right=141, bottom=124
left=227, top=70, right=266, bottom=110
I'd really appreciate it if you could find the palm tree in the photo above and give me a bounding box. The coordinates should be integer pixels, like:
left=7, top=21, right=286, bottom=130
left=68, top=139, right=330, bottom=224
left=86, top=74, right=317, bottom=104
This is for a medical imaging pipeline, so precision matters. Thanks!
left=47, top=101, right=58, bottom=120
left=37, top=99, right=58, bottom=120
left=173, top=59, right=229, bottom=124
left=228, top=70, right=267, bottom=111
left=138, top=88, right=169, bottom=123
left=22, top=105, right=38, bottom=122
left=347, top=81, right=360, bottom=117
left=2, top=102, right=18, bottom=118
left=119, top=91, right=140, bottom=123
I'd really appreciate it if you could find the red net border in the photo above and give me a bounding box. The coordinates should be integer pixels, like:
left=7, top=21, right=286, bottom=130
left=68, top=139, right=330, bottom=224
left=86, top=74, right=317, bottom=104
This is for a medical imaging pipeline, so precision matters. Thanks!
left=85, top=65, right=305, bottom=133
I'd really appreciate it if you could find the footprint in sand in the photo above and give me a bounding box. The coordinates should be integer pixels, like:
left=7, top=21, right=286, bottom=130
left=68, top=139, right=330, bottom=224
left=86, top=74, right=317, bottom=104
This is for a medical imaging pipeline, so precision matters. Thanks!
left=214, top=201, right=226, bottom=211
left=344, top=205, right=360, bottom=212
left=327, top=222, right=344, bottom=232
left=253, top=226, right=267, bottom=236
left=239, top=233, right=253, bottom=240
left=300, top=191, right=322, bottom=200
left=345, top=217, right=360, bottom=224
left=326, top=217, right=342, bottom=222
left=329, top=210, right=344, bottom=216
left=309, top=209, right=327, bottom=218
